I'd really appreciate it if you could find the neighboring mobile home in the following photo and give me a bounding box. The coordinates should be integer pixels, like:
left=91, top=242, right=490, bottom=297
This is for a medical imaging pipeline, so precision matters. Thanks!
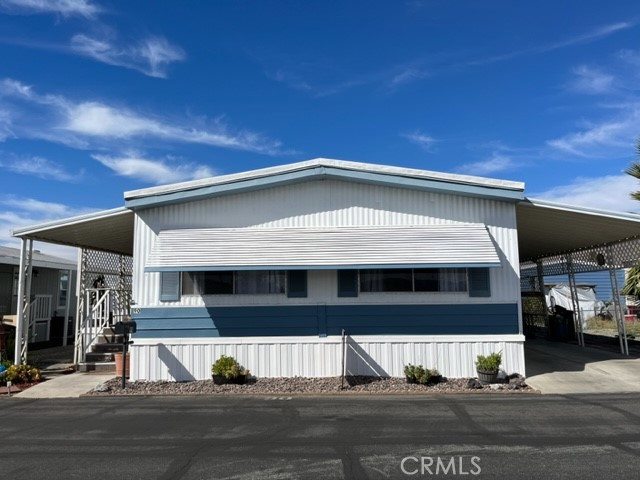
left=0, top=245, right=76, bottom=346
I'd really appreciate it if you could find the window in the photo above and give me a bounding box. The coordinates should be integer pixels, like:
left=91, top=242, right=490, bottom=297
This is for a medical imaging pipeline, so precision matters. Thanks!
left=182, top=270, right=285, bottom=295
left=58, top=272, right=70, bottom=308
left=359, top=268, right=467, bottom=293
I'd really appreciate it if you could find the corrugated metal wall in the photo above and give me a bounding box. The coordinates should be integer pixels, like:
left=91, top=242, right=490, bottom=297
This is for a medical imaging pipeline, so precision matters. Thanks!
left=130, top=335, right=525, bottom=381
left=132, top=179, right=520, bottom=307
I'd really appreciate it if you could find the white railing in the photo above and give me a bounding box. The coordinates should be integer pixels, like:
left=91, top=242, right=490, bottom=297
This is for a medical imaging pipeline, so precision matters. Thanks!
left=75, top=289, right=112, bottom=364
left=20, top=295, right=52, bottom=360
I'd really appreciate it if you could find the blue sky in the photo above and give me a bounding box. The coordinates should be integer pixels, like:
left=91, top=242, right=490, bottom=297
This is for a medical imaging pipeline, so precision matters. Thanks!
left=1, top=0, right=640, bottom=258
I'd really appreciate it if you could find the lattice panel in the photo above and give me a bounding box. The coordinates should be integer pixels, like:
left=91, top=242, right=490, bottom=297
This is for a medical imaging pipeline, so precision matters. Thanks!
left=78, top=249, right=133, bottom=319
left=520, top=237, right=640, bottom=279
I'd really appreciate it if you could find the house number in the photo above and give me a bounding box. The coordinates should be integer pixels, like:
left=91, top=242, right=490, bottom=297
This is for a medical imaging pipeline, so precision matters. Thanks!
left=132, top=308, right=141, bottom=314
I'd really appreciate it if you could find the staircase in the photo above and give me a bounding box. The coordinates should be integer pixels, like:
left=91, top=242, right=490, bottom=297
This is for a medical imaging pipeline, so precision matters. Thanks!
left=78, top=326, right=124, bottom=373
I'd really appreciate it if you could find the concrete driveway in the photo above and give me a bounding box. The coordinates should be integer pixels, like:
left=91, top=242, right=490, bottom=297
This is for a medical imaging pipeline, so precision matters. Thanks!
left=525, top=338, right=640, bottom=394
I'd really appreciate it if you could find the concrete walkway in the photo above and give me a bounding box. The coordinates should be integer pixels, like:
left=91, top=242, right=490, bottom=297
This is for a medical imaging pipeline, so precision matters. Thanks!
left=15, top=372, right=115, bottom=398
left=525, top=338, right=640, bottom=394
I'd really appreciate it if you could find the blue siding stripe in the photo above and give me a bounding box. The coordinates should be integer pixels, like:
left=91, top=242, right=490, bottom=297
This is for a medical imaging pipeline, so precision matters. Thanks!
left=131, top=303, right=519, bottom=337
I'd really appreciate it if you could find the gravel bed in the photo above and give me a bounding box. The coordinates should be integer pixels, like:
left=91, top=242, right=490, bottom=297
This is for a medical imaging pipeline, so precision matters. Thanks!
left=86, top=375, right=535, bottom=396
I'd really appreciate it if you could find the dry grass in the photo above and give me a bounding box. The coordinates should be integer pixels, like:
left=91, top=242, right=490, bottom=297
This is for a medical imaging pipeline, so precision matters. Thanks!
left=585, top=316, right=640, bottom=336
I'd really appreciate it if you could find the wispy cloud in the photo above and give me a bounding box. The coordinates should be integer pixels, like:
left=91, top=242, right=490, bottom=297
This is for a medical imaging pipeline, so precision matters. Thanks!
left=389, top=67, right=429, bottom=88
left=0, top=78, right=287, bottom=155
left=533, top=174, right=639, bottom=212
left=0, top=152, right=83, bottom=182
left=467, top=22, right=635, bottom=68
left=401, top=131, right=438, bottom=152
left=265, top=21, right=633, bottom=96
left=92, top=153, right=216, bottom=185
left=70, top=34, right=185, bottom=78
left=566, top=65, right=615, bottom=94
left=0, top=195, right=92, bottom=258
left=0, top=0, right=100, bottom=18
left=617, top=49, right=640, bottom=67
left=546, top=104, right=640, bottom=157
left=457, top=152, right=518, bottom=176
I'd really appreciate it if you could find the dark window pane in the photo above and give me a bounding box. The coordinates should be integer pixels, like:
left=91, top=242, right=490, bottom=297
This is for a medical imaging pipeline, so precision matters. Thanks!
left=236, top=270, right=285, bottom=294
left=204, top=271, right=233, bottom=294
left=360, top=269, right=412, bottom=292
left=414, top=268, right=439, bottom=292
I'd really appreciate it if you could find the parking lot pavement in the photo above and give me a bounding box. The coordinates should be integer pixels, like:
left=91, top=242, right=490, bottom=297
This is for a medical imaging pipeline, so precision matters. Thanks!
left=1, top=394, right=640, bottom=479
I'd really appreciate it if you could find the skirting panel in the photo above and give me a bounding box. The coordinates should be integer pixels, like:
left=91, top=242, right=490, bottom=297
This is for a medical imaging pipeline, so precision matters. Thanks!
left=129, top=334, right=526, bottom=381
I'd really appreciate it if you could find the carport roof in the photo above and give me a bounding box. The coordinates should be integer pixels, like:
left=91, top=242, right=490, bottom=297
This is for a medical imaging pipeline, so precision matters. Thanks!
left=517, top=198, right=640, bottom=261
left=12, top=207, right=134, bottom=256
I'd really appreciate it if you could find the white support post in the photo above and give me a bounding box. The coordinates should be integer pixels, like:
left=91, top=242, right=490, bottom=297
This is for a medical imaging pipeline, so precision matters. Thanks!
left=73, top=248, right=83, bottom=365
left=62, top=268, right=72, bottom=347
left=14, top=239, right=33, bottom=365
left=566, top=254, right=585, bottom=347
left=14, top=239, right=27, bottom=365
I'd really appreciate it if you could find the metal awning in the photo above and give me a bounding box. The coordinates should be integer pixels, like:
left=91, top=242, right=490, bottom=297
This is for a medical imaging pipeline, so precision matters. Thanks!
left=12, top=207, right=134, bottom=256
left=144, top=224, right=501, bottom=271
left=517, top=199, right=640, bottom=261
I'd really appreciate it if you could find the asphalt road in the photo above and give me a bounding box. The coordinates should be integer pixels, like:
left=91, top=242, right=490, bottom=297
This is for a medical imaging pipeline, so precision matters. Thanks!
left=1, top=393, right=639, bottom=479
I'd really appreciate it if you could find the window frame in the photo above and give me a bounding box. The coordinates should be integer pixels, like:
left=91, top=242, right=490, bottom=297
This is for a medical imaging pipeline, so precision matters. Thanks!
left=358, top=268, right=469, bottom=294
left=181, top=270, right=287, bottom=296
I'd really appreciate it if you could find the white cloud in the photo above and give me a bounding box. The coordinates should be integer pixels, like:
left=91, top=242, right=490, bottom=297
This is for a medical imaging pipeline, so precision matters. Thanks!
left=457, top=153, right=517, bottom=176
left=533, top=174, right=639, bottom=212
left=0, top=195, right=94, bottom=258
left=92, top=153, right=216, bottom=185
left=546, top=106, right=640, bottom=158
left=0, top=0, right=100, bottom=18
left=567, top=65, right=614, bottom=94
left=70, top=34, right=185, bottom=79
left=389, top=68, right=429, bottom=88
left=0, top=153, right=82, bottom=182
left=0, top=78, right=286, bottom=155
left=617, top=49, right=640, bottom=67
left=402, top=131, right=438, bottom=152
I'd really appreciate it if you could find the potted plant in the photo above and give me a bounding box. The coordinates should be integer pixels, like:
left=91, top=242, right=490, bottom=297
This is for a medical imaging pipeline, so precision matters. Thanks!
left=475, top=351, right=502, bottom=384
left=211, top=355, right=250, bottom=385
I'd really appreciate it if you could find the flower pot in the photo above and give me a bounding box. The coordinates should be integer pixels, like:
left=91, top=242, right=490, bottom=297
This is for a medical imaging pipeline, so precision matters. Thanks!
left=476, top=369, right=498, bottom=384
left=114, top=352, right=130, bottom=378
left=212, top=374, right=247, bottom=385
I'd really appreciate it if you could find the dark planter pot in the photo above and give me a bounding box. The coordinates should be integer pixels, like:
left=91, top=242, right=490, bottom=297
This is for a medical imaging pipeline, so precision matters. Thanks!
left=426, top=375, right=443, bottom=386
left=212, top=374, right=247, bottom=385
left=476, top=369, right=498, bottom=384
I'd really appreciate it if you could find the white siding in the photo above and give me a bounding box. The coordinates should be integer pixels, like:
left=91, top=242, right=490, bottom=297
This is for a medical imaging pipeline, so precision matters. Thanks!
left=130, top=334, right=526, bottom=381
left=132, top=179, right=520, bottom=308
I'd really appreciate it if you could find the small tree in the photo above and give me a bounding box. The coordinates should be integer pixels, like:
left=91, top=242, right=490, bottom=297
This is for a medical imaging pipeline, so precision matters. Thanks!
left=623, top=149, right=640, bottom=300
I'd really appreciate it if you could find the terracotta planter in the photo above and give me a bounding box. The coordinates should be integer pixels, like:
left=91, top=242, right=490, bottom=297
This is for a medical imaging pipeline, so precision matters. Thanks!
left=114, top=352, right=130, bottom=378
left=476, top=369, right=498, bottom=384
left=212, top=374, right=247, bottom=385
